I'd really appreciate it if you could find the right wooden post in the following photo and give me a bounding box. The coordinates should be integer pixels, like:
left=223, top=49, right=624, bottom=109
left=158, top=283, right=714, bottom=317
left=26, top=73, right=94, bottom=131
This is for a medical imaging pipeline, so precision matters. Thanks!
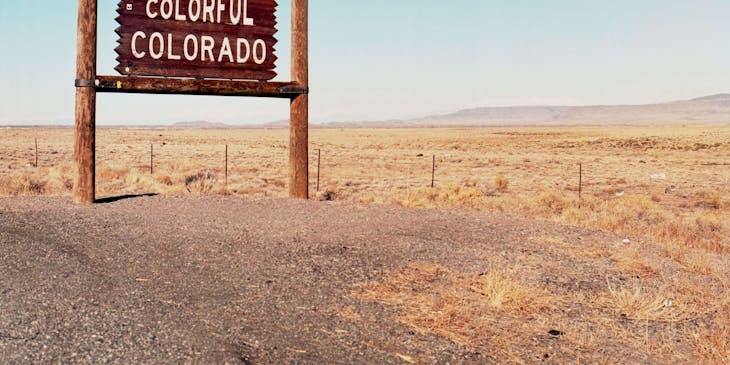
left=290, top=0, right=309, bottom=199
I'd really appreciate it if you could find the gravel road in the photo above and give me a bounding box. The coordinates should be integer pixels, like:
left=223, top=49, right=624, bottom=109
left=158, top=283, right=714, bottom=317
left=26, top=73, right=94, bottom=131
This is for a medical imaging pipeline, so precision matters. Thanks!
left=0, top=196, right=618, bottom=364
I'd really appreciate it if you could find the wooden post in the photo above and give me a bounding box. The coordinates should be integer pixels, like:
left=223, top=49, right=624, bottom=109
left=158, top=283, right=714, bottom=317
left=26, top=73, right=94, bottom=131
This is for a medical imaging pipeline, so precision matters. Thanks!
left=225, top=144, right=229, bottom=185
left=73, top=0, right=97, bottom=204
left=150, top=144, right=154, bottom=174
left=289, top=0, right=309, bottom=199
left=316, top=148, right=321, bottom=192
left=34, top=138, right=38, bottom=168
left=431, top=155, right=436, bottom=188
left=578, top=162, right=583, bottom=208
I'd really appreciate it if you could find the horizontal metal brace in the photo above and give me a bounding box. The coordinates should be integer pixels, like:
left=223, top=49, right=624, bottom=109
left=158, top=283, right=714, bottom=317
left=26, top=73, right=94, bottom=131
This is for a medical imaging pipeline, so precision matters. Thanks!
left=75, top=79, right=96, bottom=88
left=93, top=75, right=307, bottom=98
left=278, top=85, right=309, bottom=95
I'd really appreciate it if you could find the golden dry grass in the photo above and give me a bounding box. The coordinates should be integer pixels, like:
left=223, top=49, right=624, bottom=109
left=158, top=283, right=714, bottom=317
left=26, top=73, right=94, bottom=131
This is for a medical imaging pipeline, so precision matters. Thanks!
left=352, top=262, right=729, bottom=363
left=354, top=263, right=557, bottom=353
left=2, top=125, right=729, bottom=362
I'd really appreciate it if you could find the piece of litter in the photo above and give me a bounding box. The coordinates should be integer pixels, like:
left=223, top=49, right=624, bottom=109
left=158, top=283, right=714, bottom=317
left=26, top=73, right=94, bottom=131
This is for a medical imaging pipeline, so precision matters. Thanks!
left=615, top=191, right=625, bottom=197
left=664, top=299, right=673, bottom=308
left=396, top=353, right=416, bottom=363
left=623, top=238, right=631, bottom=245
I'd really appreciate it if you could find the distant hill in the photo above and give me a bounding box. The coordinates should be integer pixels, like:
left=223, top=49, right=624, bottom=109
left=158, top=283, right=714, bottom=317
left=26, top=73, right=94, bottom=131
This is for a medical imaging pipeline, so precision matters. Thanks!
left=323, top=94, right=730, bottom=127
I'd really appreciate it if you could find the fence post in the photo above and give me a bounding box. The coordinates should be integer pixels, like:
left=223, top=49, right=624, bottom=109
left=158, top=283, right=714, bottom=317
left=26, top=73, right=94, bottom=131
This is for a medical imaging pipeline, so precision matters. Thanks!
left=578, top=162, right=583, bottom=208
left=225, top=144, right=229, bottom=186
left=316, top=148, right=321, bottom=192
left=35, top=138, right=38, bottom=168
left=431, top=155, right=436, bottom=188
left=150, top=144, right=154, bottom=175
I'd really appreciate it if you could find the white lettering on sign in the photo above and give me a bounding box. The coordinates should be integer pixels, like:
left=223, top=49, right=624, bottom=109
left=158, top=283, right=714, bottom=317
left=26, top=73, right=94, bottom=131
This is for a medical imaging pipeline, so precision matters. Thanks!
left=131, top=33, right=267, bottom=65
left=183, top=34, right=198, bottom=61
left=188, top=0, right=201, bottom=21
left=218, top=38, right=233, bottom=62
left=131, top=31, right=147, bottom=58
left=160, top=0, right=173, bottom=19
left=149, top=32, right=164, bottom=59
left=166, top=33, right=182, bottom=60
left=146, top=0, right=159, bottom=18
left=125, top=0, right=273, bottom=72
left=144, top=0, right=254, bottom=25
left=201, top=35, right=214, bottom=61
left=236, top=38, right=250, bottom=63
left=216, top=0, right=226, bottom=24
left=174, top=0, right=187, bottom=21
left=252, top=39, right=266, bottom=64
left=202, top=0, right=215, bottom=23
left=241, top=0, right=254, bottom=25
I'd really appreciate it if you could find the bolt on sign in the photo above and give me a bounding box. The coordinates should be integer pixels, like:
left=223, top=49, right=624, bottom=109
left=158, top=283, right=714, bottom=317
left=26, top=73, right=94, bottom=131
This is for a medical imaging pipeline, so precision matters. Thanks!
left=115, top=0, right=278, bottom=80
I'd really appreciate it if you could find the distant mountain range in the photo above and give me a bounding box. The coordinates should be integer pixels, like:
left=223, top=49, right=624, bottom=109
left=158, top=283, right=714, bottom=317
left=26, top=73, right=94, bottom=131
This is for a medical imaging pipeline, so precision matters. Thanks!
left=52, top=93, right=727, bottom=129
left=319, top=94, right=730, bottom=127
left=3, top=94, right=728, bottom=128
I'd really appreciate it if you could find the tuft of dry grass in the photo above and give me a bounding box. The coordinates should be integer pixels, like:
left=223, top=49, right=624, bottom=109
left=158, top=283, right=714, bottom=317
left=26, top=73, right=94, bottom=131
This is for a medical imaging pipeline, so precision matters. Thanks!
left=599, top=284, right=697, bottom=322
left=562, top=196, right=727, bottom=254
left=353, top=261, right=729, bottom=363
left=0, top=166, right=73, bottom=196
left=354, top=263, right=557, bottom=354
left=690, top=321, right=730, bottom=365
left=610, top=247, right=661, bottom=278
left=399, top=184, right=488, bottom=210
left=695, top=191, right=722, bottom=210
left=468, top=270, right=554, bottom=313
left=687, top=277, right=730, bottom=364
left=535, top=190, right=569, bottom=215
left=494, top=176, right=509, bottom=193
left=400, top=184, right=727, bottom=262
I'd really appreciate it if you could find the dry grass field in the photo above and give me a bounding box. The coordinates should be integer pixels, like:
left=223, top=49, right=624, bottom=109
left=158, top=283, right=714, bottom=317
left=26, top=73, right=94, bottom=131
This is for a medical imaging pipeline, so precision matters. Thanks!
left=2, top=125, right=729, bottom=362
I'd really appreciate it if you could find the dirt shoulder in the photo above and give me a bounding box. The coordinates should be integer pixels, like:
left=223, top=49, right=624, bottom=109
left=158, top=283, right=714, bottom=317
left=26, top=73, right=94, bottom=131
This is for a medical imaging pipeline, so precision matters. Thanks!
left=0, top=196, right=705, bottom=364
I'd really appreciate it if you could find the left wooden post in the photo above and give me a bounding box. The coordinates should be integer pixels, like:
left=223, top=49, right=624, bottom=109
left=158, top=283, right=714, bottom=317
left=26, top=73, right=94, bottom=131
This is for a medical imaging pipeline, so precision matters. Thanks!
left=73, top=0, right=97, bottom=204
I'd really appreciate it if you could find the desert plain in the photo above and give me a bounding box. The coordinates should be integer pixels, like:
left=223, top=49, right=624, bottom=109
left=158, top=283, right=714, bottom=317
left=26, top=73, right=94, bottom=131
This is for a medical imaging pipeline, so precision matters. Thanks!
left=1, top=125, right=729, bottom=363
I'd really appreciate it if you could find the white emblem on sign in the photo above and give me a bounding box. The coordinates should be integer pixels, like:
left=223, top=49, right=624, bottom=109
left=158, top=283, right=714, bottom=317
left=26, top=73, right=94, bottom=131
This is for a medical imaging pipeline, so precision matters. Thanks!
left=126, top=3, right=133, bottom=11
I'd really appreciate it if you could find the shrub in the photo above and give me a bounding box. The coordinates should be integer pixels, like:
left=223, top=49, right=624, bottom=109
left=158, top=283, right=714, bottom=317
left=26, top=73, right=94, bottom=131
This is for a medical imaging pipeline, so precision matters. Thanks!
left=494, top=176, right=509, bottom=193
left=184, top=171, right=216, bottom=194
left=695, top=191, right=721, bottom=210
left=156, top=175, right=174, bottom=186
left=536, top=191, right=568, bottom=215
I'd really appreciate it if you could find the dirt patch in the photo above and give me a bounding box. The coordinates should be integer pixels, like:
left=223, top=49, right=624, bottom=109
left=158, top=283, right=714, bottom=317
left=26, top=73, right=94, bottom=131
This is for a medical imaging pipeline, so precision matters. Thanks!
left=0, top=196, right=727, bottom=364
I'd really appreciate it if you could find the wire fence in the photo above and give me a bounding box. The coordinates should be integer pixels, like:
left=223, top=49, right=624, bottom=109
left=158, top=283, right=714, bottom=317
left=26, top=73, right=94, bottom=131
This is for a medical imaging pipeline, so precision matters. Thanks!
left=3, top=137, right=729, bottom=203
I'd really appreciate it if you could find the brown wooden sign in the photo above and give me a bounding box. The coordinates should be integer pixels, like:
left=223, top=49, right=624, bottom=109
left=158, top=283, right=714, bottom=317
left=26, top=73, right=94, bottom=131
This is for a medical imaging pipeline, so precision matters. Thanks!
left=73, top=0, right=307, bottom=204
left=115, top=0, right=278, bottom=81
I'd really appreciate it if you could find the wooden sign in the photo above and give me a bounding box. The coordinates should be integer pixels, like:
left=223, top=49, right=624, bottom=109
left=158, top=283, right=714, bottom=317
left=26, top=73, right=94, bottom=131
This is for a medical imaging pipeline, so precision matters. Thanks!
left=115, top=0, right=278, bottom=81
left=73, top=0, right=308, bottom=204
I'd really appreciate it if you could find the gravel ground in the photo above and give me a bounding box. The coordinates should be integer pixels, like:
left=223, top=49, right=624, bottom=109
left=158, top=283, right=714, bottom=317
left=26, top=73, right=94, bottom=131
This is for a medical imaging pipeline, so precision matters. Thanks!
left=0, top=195, right=620, bottom=364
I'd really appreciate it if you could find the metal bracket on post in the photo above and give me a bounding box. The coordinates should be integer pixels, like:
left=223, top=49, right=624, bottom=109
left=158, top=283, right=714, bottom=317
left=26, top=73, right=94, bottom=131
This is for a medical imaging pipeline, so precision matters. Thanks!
left=75, top=79, right=97, bottom=88
left=278, top=85, right=309, bottom=95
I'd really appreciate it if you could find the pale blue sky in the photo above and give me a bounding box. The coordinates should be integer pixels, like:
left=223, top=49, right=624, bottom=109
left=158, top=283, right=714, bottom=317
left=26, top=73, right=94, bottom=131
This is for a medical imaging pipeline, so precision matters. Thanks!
left=1, top=1, right=728, bottom=125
